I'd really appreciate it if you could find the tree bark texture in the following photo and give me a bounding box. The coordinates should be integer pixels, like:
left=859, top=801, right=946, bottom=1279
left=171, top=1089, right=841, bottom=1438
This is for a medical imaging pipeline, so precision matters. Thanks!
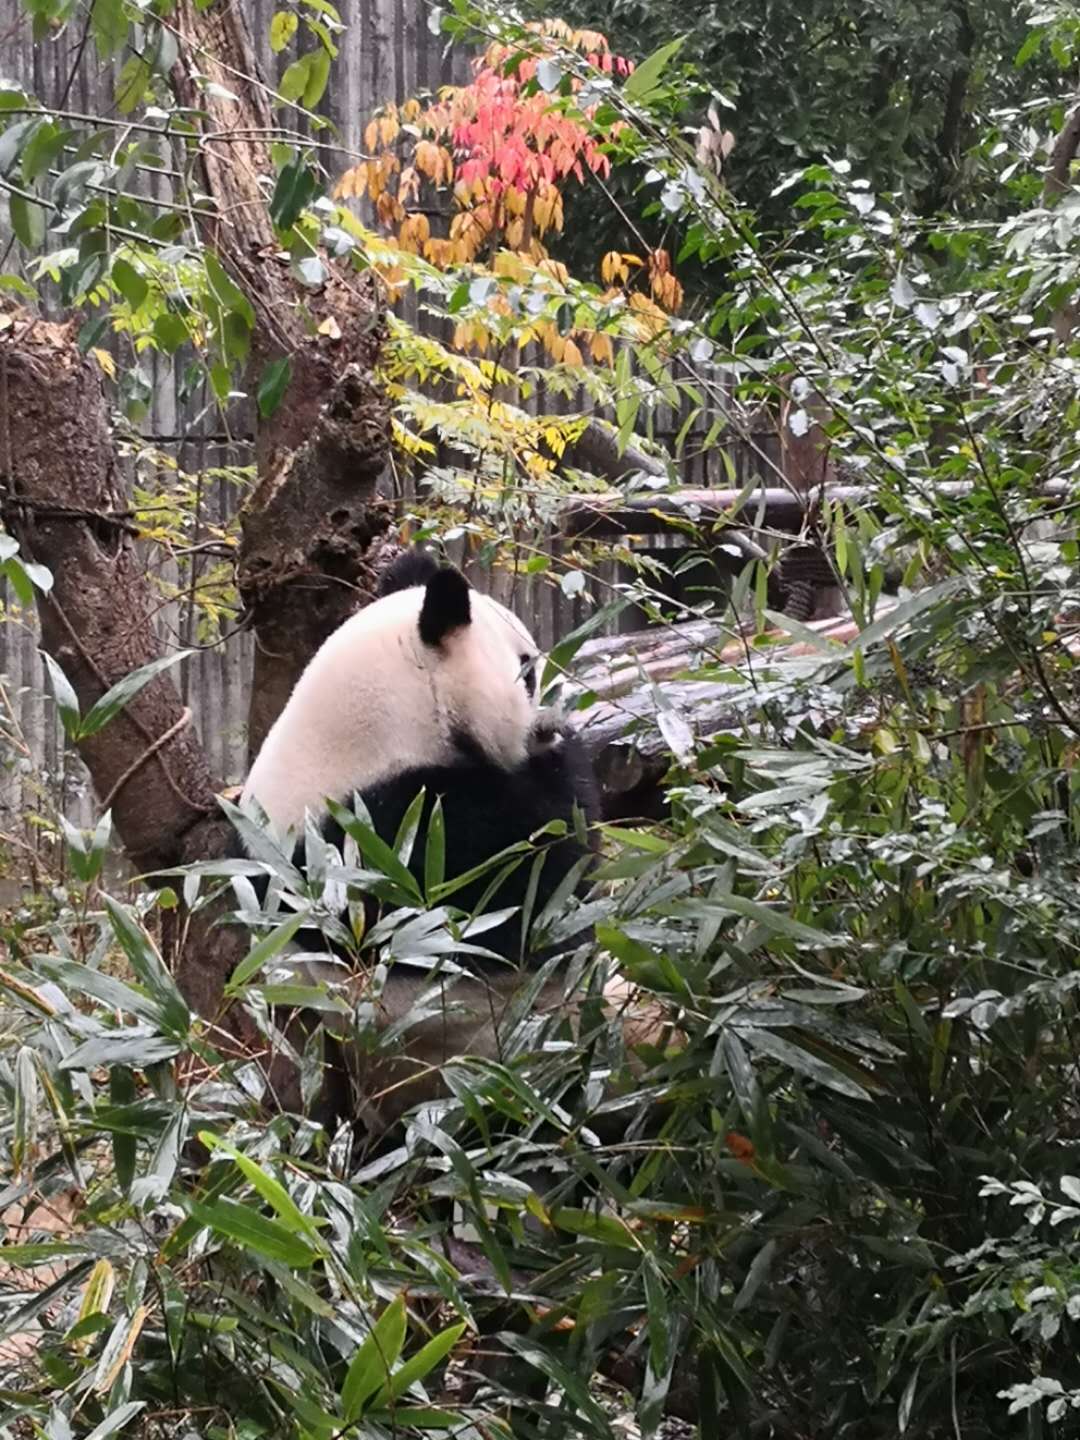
left=919, top=0, right=974, bottom=216
left=171, top=0, right=395, bottom=763
left=565, top=417, right=666, bottom=484
left=1045, top=96, right=1080, bottom=200
left=239, top=360, right=395, bottom=762
left=2, top=1, right=392, bottom=1052
left=778, top=386, right=834, bottom=494
left=0, top=318, right=218, bottom=873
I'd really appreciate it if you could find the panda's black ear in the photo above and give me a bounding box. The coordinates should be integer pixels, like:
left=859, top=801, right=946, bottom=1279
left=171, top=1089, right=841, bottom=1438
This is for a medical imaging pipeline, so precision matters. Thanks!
left=419, top=566, right=471, bottom=646
left=378, top=547, right=440, bottom=598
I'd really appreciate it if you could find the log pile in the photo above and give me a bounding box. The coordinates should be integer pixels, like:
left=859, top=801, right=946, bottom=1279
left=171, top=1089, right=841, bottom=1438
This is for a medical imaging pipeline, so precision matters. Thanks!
left=561, top=479, right=1072, bottom=539
left=569, top=610, right=879, bottom=815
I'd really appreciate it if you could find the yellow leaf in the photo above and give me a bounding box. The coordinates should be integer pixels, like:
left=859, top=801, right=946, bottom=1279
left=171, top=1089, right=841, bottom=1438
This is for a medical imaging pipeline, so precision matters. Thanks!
left=415, top=139, right=441, bottom=181
left=873, top=728, right=899, bottom=755
left=379, top=113, right=399, bottom=147
left=538, top=257, right=568, bottom=284
left=589, top=332, right=615, bottom=364
left=333, top=163, right=366, bottom=199
left=94, top=1305, right=146, bottom=1393
left=910, top=731, right=932, bottom=766
left=79, top=1260, right=115, bottom=1323
left=91, top=348, right=116, bottom=379
left=376, top=191, right=402, bottom=225
left=493, top=250, right=525, bottom=279
left=391, top=418, right=436, bottom=457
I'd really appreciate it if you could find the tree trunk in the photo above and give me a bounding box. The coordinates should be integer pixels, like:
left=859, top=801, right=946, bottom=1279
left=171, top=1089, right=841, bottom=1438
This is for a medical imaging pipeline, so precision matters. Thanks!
left=778, top=386, right=834, bottom=494
left=0, top=319, right=219, bottom=874
left=171, top=0, right=395, bottom=763
left=1046, top=92, right=1080, bottom=342
left=918, top=0, right=974, bottom=216
left=1, top=1, right=392, bottom=1070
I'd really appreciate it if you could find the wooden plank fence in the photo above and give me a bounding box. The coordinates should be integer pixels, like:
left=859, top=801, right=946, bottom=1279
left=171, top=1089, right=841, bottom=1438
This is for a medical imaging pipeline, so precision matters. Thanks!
left=0, top=0, right=782, bottom=860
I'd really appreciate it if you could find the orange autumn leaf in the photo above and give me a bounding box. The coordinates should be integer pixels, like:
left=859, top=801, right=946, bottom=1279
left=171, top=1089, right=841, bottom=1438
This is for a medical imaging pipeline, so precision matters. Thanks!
left=726, top=1132, right=755, bottom=1163
left=341, top=16, right=681, bottom=360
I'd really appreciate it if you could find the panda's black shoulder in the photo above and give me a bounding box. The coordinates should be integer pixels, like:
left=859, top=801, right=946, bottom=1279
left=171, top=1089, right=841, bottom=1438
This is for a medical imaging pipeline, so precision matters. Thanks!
left=378, top=547, right=440, bottom=597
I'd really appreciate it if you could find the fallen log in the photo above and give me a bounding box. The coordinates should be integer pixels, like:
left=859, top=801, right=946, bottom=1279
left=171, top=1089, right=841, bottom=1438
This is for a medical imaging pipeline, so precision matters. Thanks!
left=573, top=618, right=737, bottom=698
left=566, top=417, right=667, bottom=484
left=573, top=612, right=870, bottom=813
left=563, top=479, right=1074, bottom=539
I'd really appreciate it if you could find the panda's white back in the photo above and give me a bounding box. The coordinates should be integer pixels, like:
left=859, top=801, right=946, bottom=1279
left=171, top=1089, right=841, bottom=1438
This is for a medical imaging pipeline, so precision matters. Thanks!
left=241, top=580, right=541, bottom=834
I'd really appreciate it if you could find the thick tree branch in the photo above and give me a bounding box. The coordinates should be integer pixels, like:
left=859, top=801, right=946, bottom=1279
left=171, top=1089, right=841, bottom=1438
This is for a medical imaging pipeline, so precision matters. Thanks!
left=575, top=613, right=872, bottom=812
left=562, top=479, right=1073, bottom=538
left=0, top=316, right=218, bottom=872
left=2, top=2, right=392, bottom=1050
left=919, top=0, right=974, bottom=216
left=565, top=417, right=667, bottom=484
left=1046, top=97, right=1080, bottom=200
left=171, top=0, right=277, bottom=258
left=779, top=386, right=834, bottom=494
left=240, top=363, right=395, bottom=759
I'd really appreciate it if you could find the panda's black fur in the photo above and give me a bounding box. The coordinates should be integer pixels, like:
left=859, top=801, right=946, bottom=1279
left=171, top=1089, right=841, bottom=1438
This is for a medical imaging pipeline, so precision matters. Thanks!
left=309, top=729, right=597, bottom=965
left=220, top=550, right=603, bottom=1133
left=257, top=549, right=598, bottom=970
left=227, top=547, right=600, bottom=1123
left=376, top=545, right=445, bottom=599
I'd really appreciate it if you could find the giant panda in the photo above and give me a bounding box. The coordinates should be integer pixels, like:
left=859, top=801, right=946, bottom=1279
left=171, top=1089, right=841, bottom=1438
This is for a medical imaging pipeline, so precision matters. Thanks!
left=235, top=548, right=602, bottom=1133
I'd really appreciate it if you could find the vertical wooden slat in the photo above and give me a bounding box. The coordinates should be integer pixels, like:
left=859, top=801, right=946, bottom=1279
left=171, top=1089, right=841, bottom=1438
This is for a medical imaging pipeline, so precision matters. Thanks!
left=0, top=0, right=775, bottom=846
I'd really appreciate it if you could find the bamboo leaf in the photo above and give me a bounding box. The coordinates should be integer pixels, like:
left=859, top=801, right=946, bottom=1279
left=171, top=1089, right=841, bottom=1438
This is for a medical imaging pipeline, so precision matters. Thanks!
left=188, top=1197, right=319, bottom=1268
left=224, top=911, right=308, bottom=995
left=80, top=651, right=193, bottom=738
left=738, top=1027, right=871, bottom=1100
left=372, top=1321, right=466, bottom=1406
left=623, top=36, right=687, bottom=102
left=198, top=1132, right=324, bottom=1243
left=341, top=1295, right=408, bottom=1422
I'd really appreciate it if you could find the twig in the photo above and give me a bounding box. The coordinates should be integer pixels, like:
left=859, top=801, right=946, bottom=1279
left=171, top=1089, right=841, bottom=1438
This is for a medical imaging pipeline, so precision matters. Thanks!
left=100, top=708, right=194, bottom=811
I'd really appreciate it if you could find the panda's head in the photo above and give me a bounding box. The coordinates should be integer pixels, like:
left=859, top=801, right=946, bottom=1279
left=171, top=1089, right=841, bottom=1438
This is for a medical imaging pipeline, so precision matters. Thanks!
left=241, top=550, right=545, bottom=831
left=382, top=549, right=542, bottom=764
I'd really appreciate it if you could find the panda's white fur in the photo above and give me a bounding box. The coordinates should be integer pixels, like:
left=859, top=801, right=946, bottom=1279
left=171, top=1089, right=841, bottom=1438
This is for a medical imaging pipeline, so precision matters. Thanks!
left=233, top=552, right=675, bottom=1135
left=241, top=577, right=541, bottom=834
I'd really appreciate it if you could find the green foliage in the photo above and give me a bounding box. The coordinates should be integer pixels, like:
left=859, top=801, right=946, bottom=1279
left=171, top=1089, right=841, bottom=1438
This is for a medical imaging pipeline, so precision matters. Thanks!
left=39, top=651, right=192, bottom=744
left=546, top=0, right=1071, bottom=277
left=12, top=555, right=1080, bottom=1436
left=0, top=895, right=498, bottom=1432
left=9, top=0, right=1080, bottom=1434
left=0, top=526, right=52, bottom=606
left=0, top=0, right=337, bottom=418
